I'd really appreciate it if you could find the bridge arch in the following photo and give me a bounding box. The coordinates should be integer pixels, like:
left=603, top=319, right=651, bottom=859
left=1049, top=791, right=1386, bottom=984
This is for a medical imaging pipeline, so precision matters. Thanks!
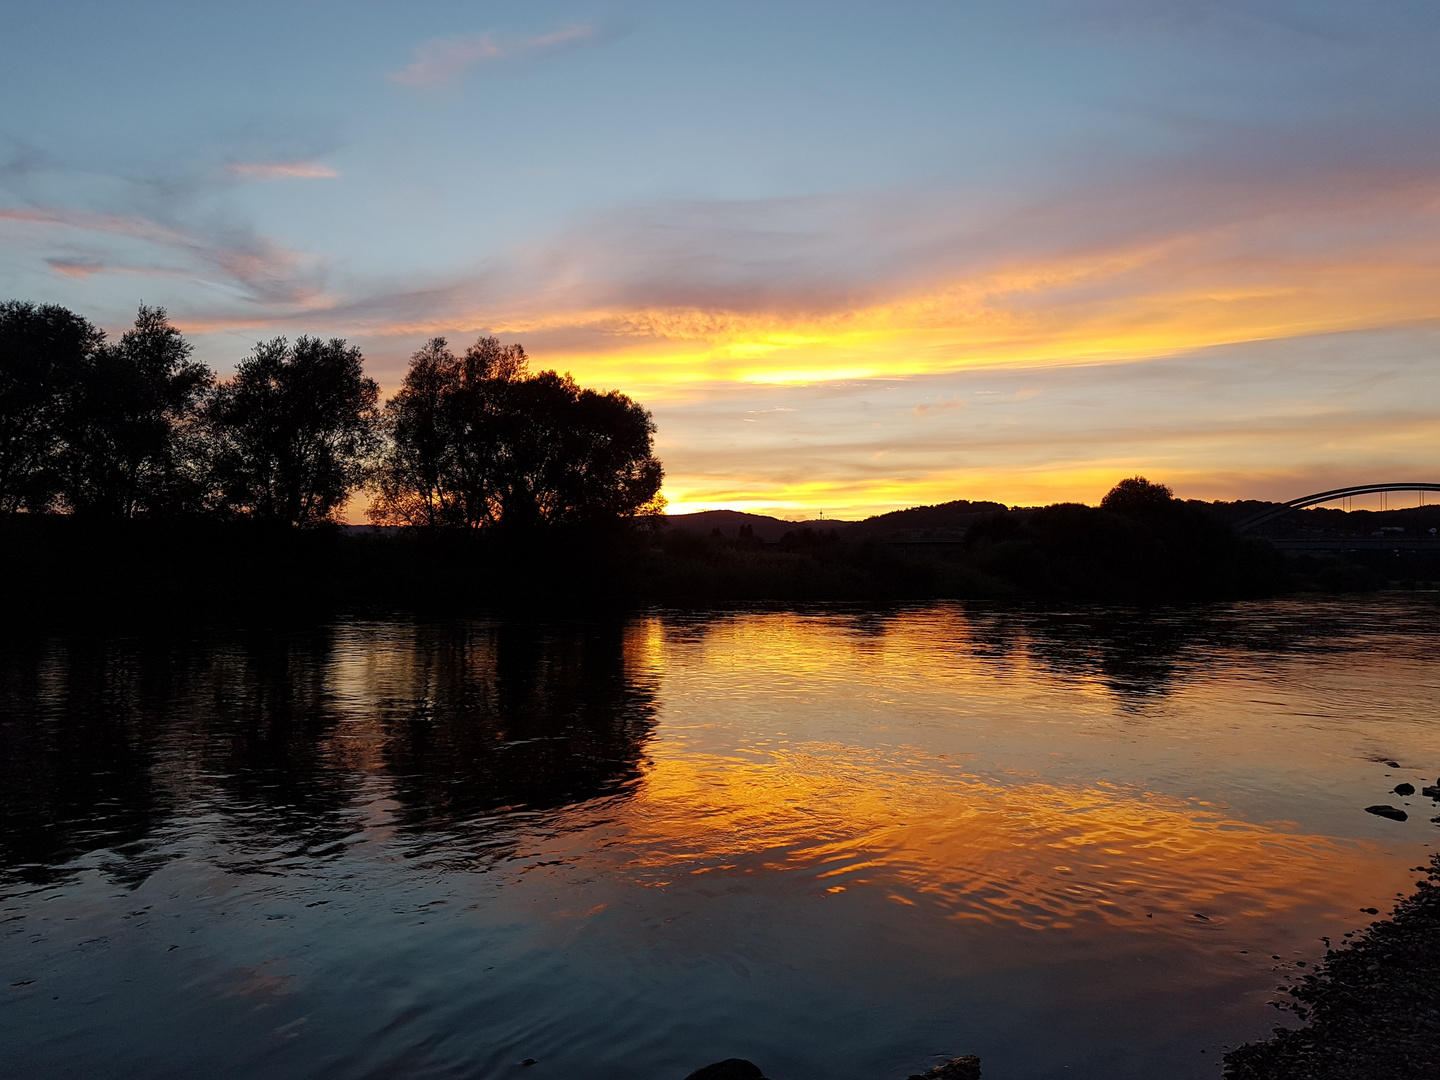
left=1232, top=483, right=1440, bottom=533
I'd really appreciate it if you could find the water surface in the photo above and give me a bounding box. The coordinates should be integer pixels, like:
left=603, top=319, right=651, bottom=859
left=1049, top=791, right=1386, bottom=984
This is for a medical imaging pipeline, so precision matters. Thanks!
left=2, top=598, right=1437, bottom=1079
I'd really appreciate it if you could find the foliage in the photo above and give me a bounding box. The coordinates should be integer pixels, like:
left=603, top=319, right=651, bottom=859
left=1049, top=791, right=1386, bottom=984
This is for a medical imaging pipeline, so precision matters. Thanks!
left=371, top=335, right=664, bottom=529
left=208, top=336, right=380, bottom=526
left=57, top=306, right=212, bottom=518
left=491, top=369, right=665, bottom=527
left=369, top=336, right=520, bottom=528
left=965, top=497, right=1285, bottom=601
left=1100, top=475, right=1175, bottom=515
left=0, top=301, right=105, bottom=512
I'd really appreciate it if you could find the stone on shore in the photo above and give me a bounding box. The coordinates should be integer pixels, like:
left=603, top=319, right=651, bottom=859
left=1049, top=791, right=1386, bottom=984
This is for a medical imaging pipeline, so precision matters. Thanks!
left=1394, top=783, right=1415, bottom=796
left=1364, top=804, right=1408, bottom=821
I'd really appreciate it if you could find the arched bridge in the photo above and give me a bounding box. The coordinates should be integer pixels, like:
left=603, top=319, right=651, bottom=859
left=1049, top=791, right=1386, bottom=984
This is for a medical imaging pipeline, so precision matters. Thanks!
left=1233, top=483, right=1440, bottom=534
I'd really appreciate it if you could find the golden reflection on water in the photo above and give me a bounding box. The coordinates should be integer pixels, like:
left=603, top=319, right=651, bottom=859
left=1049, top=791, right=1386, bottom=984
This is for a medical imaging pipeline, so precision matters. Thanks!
left=590, top=607, right=1431, bottom=939
left=622, top=745, right=1377, bottom=934
left=317, top=604, right=1432, bottom=948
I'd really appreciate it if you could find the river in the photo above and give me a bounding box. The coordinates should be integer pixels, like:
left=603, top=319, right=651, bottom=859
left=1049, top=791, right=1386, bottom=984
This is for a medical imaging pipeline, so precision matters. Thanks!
left=2, top=598, right=1436, bottom=1079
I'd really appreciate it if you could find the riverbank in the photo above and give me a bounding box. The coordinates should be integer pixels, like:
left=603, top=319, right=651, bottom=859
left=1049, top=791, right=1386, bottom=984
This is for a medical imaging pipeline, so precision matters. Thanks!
left=0, top=503, right=1293, bottom=622
left=1224, top=851, right=1440, bottom=1079
left=8, top=506, right=1440, bottom=631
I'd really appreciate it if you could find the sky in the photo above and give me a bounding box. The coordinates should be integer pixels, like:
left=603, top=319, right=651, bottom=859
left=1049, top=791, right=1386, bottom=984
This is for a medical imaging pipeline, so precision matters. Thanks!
left=3, top=0, right=1439, bottom=518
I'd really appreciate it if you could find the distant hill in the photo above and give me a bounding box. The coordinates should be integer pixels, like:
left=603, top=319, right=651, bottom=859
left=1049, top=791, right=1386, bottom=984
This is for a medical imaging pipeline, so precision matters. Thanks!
left=846, top=499, right=1008, bottom=540
left=663, top=499, right=1011, bottom=543
left=662, top=509, right=848, bottom=542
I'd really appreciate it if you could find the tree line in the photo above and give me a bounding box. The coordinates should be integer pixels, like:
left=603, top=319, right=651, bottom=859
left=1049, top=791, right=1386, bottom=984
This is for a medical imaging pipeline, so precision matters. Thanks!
left=0, top=301, right=664, bottom=528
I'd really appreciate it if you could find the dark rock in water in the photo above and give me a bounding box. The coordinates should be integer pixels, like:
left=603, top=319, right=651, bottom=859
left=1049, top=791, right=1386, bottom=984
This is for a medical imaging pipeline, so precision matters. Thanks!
left=907, top=1056, right=983, bottom=1080
left=682, top=1059, right=767, bottom=1080
left=1394, top=783, right=1415, bottom=796
left=1385, top=761, right=1400, bottom=768
left=1422, top=785, right=1440, bottom=799
left=1365, top=804, right=1408, bottom=821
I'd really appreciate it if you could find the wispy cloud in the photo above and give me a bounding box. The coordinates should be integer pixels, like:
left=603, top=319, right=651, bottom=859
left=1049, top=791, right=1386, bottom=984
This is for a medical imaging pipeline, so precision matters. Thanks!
left=226, top=161, right=338, bottom=180
left=388, top=24, right=599, bottom=86
left=0, top=205, right=325, bottom=306
left=46, top=258, right=105, bottom=279
left=42, top=257, right=189, bottom=280
left=266, top=149, right=1440, bottom=398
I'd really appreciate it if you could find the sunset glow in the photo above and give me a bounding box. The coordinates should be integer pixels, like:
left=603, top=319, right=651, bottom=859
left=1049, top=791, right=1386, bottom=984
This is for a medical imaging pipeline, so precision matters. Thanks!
left=5, top=2, right=1440, bottom=517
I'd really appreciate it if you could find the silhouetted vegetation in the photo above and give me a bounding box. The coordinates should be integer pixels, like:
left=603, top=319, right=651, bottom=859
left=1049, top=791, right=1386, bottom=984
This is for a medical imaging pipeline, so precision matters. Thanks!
left=963, top=477, right=1287, bottom=601
left=2, top=299, right=1430, bottom=616
left=0, top=303, right=213, bottom=517
left=370, top=335, right=662, bottom=529
left=0, top=301, right=106, bottom=512
left=207, top=335, right=380, bottom=525
left=0, top=301, right=660, bottom=535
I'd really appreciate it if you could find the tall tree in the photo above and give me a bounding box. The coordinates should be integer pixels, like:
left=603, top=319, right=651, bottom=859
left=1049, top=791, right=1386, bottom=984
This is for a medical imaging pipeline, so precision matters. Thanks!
left=58, top=305, right=212, bottom=518
left=370, top=335, right=527, bottom=529
left=488, top=371, right=665, bottom=527
left=371, top=338, right=466, bottom=528
left=0, top=301, right=105, bottom=512
left=370, top=334, right=663, bottom=529
left=209, top=335, right=380, bottom=526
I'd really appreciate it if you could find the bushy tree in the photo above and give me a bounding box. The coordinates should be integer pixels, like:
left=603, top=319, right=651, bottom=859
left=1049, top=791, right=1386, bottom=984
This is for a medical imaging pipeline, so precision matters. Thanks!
left=1101, top=476, right=1174, bottom=516
left=369, top=336, right=524, bottom=528
left=0, top=301, right=105, bottom=512
left=371, top=335, right=663, bottom=529
left=57, top=306, right=212, bottom=518
left=489, top=370, right=664, bottom=527
left=208, top=336, right=380, bottom=526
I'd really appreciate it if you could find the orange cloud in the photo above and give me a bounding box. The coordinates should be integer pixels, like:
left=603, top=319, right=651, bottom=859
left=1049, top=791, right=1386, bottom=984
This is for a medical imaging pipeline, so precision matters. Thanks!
left=514, top=234, right=1440, bottom=398
left=287, top=165, right=1440, bottom=414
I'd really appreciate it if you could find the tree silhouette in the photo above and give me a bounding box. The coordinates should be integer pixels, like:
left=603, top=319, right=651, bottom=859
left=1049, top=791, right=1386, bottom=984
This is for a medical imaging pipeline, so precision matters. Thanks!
left=371, top=335, right=662, bottom=529
left=372, top=337, right=459, bottom=528
left=369, top=336, right=522, bottom=528
left=491, top=370, right=664, bottom=527
left=1100, top=475, right=1174, bottom=516
left=208, top=336, right=380, bottom=526
left=57, top=306, right=211, bottom=518
left=0, top=301, right=104, bottom=513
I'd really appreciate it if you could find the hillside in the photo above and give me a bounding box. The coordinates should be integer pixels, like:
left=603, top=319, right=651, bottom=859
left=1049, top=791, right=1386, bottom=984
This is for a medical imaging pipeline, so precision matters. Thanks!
left=662, top=509, right=849, bottom=542
left=846, top=499, right=1009, bottom=539
left=663, top=499, right=1010, bottom=544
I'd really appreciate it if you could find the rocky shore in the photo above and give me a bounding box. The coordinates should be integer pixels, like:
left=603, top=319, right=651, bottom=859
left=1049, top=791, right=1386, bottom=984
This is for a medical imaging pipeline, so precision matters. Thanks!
left=1223, top=851, right=1440, bottom=1079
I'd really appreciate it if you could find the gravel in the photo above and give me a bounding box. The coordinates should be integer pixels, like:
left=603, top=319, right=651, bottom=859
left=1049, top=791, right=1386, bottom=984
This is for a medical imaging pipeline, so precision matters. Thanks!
left=1223, top=852, right=1440, bottom=1079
